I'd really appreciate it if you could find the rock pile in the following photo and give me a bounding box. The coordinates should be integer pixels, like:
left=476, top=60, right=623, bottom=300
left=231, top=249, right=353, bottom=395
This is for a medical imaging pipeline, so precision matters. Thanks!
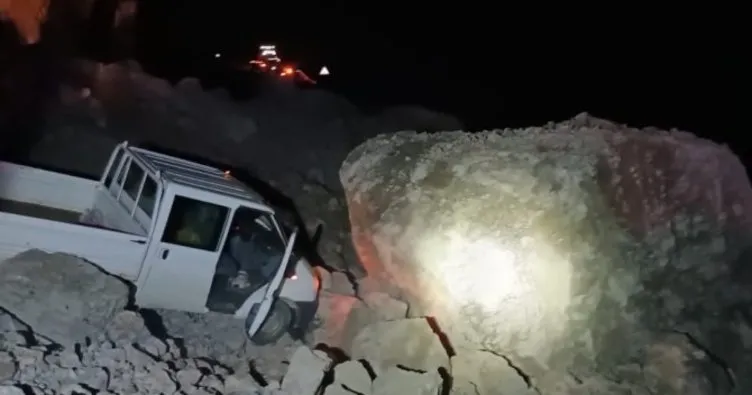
left=340, top=113, right=752, bottom=394
left=1, top=310, right=265, bottom=394
left=0, top=326, right=450, bottom=395
left=3, top=251, right=525, bottom=394
left=2, top=309, right=528, bottom=395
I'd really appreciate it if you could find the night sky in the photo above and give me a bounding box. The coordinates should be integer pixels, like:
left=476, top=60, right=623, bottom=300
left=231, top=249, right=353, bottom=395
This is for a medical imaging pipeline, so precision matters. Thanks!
left=133, top=3, right=747, bottom=159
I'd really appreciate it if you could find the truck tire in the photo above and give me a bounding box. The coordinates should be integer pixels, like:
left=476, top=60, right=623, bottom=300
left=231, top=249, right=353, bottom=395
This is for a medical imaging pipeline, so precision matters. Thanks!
left=250, top=300, right=293, bottom=345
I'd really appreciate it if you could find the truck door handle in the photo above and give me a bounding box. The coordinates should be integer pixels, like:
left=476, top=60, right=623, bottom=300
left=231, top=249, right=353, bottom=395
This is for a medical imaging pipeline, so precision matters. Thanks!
left=161, top=249, right=170, bottom=259
left=130, top=240, right=146, bottom=245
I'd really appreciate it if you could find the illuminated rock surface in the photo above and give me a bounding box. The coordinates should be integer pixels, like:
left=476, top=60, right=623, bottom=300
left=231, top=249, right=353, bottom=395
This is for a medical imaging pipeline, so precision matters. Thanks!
left=340, top=113, right=752, bottom=394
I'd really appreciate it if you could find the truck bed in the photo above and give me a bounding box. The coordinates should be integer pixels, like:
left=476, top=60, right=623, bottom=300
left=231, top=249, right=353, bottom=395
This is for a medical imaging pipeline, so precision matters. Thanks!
left=0, top=198, right=82, bottom=224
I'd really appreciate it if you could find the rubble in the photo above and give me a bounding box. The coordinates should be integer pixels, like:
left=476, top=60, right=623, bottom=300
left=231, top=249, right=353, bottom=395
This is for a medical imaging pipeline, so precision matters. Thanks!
left=278, top=346, right=332, bottom=394
left=0, top=247, right=452, bottom=393
left=325, top=360, right=372, bottom=394
left=0, top=306, right=455, bottom=395
left=0, top=251, right=459, bottom=394
left=371, top=366, right=444, bottom=395
left=340, top=113, right=752, bottom=394
left=0, top=322, right=265, bottom=394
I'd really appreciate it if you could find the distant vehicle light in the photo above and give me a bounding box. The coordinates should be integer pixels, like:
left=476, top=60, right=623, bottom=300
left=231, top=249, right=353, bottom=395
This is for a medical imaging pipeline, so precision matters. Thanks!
left=214, top=53, right=221, bottom=58
left=319, top=66, right=330, bottom=76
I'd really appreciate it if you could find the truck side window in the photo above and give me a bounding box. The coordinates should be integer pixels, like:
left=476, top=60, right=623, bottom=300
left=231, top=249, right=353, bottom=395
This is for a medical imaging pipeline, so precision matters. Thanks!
left=115, top=158, right=129, bottom=186
left=138, top=176, right=158, bottom=217
left=162, top=196, right=229, bottom=252
left=123, top=163, right=145, bottom=199
left=104, top=148, right=124, bottom=187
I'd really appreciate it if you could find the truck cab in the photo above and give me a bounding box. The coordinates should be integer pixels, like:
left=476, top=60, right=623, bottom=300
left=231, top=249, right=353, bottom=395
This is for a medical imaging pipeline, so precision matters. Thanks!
left=0, top=142, right=320, bottom=344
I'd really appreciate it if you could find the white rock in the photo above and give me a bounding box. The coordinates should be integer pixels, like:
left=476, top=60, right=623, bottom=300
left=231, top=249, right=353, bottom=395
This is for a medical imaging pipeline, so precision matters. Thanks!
left=224, top=372, right=264, bottom=394
left=75, top=366, right=109, bottom=390
left=349, top=319, right=450, bottom=376
left=198, top=374, right=224, bottom=391
left=279, top=346, right=332, bottom=394
left=10, top=347, right=44, bottom=368
left=105, top=310, right=152, bottom=345
left=123, top=344, right=155, bottom=368
left=134, top=368, right=177, bottom=393
left=59, top=383, right=91, bottom=395
left=57, top=350, right=81, bottom=368
left=329, top=360, right=372, bottom=394
left=138, top=337, right=168, bottom=358
left=0, top=311, right=28, bottom=334
left=176, top=368, right=202, bottom=388
left=322, top=385, right=357, bottom=395
left=0, top=386, right=24, bottom=395
left=329, top=272, right=356, bottom=296
left=362, top=292, right=407, bottom=321
left=450, top=348, right=534, bottom=395
left=371, top=366, right=443, bottom=395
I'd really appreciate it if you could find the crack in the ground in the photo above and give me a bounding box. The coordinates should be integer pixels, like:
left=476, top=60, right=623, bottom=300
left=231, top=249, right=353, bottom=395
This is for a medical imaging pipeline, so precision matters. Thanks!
left=340, top=268, right=363, bottom=301
left=424, top=316, right=455, bottom=357
left=480, top=348, right=541, bottom=394
left=673, top=330, right=736, bottom=390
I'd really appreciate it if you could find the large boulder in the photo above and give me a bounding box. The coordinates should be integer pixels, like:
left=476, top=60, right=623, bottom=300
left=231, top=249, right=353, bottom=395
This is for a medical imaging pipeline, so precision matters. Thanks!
left=339, top=113, right=752, bottom=394
left=0, top=250, right=130, bottom=348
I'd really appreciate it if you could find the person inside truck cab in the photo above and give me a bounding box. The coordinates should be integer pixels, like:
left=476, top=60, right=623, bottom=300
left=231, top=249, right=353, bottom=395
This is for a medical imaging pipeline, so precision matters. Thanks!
left=176, top=214, right=203, bottom=246
left=174, top=205, right=218, bottom=247
left=226, top=209, right=281, bottom=289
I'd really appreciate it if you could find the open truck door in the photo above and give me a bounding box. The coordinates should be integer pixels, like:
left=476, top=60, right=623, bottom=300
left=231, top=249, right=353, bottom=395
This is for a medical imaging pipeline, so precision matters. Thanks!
left=245, top=228, right=298, bottom=340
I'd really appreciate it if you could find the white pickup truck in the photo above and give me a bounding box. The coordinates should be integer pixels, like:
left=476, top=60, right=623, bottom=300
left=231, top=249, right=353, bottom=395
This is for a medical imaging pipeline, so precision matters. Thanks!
left=0, top=141, right=320, bottom=344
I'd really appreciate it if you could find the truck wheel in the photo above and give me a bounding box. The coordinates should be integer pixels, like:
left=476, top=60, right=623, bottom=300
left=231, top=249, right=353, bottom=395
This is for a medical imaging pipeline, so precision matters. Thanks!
left=250, top=300, right=293, bottom=345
